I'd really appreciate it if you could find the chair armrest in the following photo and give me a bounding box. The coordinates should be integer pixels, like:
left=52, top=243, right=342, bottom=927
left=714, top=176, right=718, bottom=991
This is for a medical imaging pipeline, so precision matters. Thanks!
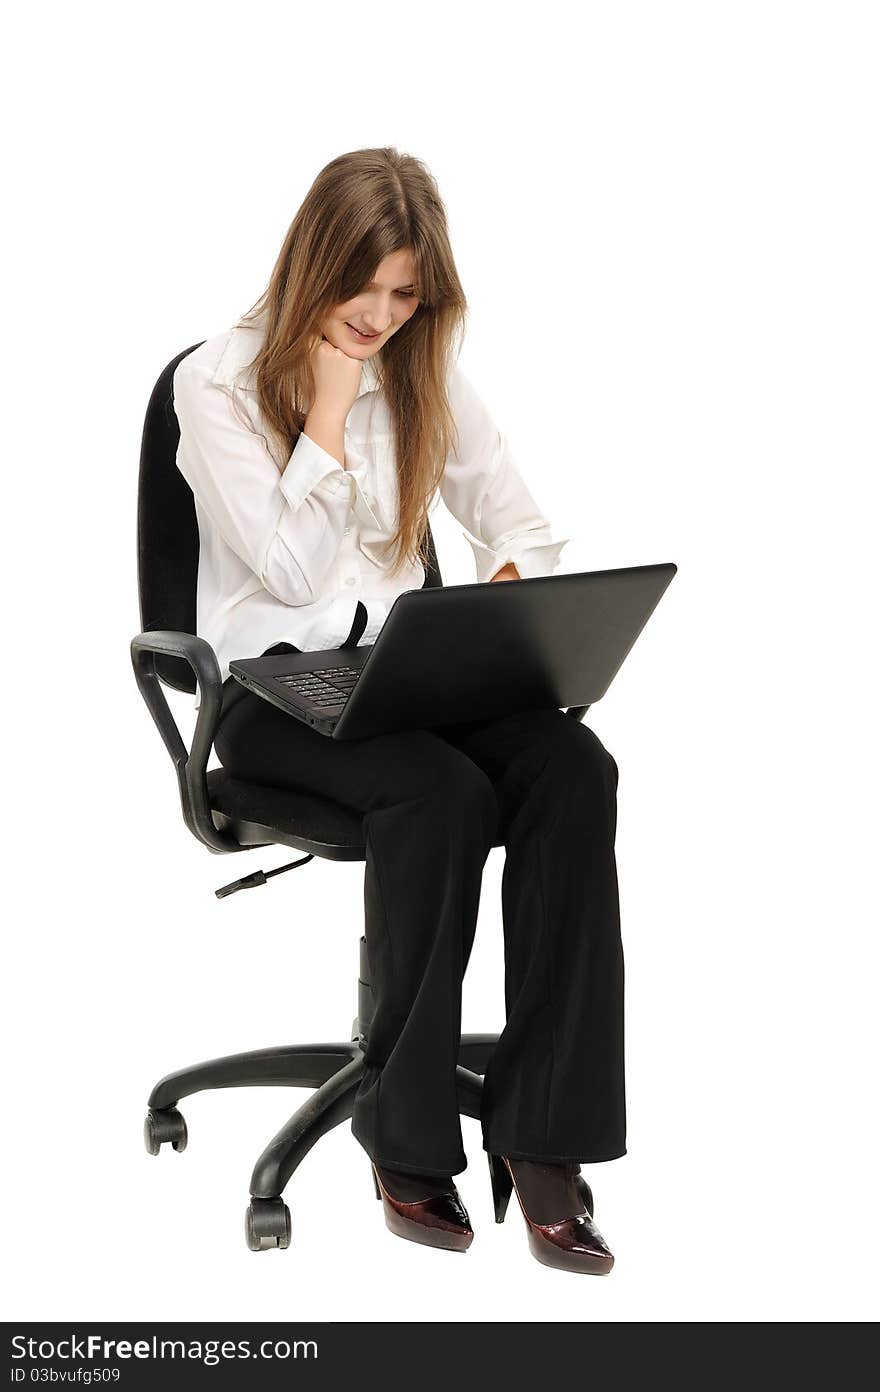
left=130, top=630, right=240, bottom=853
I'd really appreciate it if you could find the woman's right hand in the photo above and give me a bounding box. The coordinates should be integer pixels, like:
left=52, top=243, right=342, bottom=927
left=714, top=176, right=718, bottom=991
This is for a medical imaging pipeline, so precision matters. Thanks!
left=307, top=333, right=365, bottom=420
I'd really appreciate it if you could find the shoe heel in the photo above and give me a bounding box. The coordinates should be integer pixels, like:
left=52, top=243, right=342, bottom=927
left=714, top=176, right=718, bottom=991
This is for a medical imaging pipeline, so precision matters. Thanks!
left=487, top=1153, right=513, bottom=1223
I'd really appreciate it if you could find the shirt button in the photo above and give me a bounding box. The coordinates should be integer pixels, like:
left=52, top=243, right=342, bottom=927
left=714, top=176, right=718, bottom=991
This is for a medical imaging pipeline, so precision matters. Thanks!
left=345, top=576, right=356, bottom=586
left=343, top=526, right=351, bottom=535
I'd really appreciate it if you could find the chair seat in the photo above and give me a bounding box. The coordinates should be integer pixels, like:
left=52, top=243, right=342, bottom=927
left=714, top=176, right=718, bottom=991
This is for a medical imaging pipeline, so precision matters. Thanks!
left=207, top=767, right=507, bottom=860
left=208, top=767, right=367, bottom=860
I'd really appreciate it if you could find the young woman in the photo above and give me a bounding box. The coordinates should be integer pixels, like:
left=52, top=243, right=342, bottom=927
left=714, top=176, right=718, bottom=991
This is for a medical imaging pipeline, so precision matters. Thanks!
left=173, top=147, right=625, bottom=1275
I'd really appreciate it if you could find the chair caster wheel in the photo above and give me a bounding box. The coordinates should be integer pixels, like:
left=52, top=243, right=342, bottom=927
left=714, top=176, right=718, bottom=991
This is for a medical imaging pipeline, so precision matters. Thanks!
left=245, top=1198, right=292, bottom=1251
left=144, top=1107, right=188, bottom=1155
left=576, top=1175, right=594, bottom=1218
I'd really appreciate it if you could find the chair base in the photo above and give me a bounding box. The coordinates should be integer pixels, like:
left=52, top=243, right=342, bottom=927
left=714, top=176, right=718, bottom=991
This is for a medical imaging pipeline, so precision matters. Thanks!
left=144, top=939, right=498, bottom=1250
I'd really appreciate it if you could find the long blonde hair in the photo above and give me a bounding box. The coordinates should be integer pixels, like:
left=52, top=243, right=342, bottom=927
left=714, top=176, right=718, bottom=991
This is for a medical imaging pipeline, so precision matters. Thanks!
left=238, top=147, right=469, bottom=578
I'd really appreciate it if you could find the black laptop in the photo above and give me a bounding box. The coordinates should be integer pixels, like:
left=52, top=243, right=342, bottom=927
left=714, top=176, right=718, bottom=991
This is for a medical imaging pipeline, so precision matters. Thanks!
left=228, top=563, right=677, bottom=740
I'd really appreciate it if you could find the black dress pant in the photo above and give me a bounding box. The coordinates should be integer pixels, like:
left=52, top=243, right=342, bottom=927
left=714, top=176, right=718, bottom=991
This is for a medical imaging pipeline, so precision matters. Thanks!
left=214, top=622, right=626, bottom=1176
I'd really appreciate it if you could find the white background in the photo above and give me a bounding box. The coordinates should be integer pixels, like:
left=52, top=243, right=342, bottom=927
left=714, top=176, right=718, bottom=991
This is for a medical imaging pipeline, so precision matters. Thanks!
left=3, top=0, right=877, bottom=1323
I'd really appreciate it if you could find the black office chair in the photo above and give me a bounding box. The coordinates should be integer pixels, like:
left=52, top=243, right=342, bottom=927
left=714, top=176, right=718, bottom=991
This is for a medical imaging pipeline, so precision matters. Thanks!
left=132, top=342, right=590, bottom=1251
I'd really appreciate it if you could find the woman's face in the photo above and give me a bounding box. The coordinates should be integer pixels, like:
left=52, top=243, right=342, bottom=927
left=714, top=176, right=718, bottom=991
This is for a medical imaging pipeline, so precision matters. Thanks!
left=322, top=247, right=421, bottom=356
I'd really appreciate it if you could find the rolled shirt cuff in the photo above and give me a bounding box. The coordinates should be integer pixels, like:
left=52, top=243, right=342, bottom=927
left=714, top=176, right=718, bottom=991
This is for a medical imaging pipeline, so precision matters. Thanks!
left=464, top=530, right=570, bottom=582
left=280, top=430, right=355, bottom=510
left=361, top=596, right=391, bottom=645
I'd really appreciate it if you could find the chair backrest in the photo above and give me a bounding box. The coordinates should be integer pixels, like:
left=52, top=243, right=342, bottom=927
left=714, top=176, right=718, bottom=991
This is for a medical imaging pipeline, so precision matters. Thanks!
left=137, top=342, right=443, bottom=693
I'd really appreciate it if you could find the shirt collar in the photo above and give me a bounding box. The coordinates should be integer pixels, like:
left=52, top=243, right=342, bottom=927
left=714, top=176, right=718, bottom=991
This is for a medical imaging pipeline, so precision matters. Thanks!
left=211, top=307, right=380, bottom=399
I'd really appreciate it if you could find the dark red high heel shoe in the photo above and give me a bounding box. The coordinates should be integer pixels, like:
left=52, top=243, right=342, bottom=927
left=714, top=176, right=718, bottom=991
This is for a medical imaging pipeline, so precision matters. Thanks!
left=372, top=1164, right=474, bottom=1252
left=487, top=1154, right=614, bottom=1275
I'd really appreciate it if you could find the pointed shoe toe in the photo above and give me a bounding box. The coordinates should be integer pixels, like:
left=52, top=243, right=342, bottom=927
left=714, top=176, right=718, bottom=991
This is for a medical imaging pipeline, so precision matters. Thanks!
left=372, top=1166, right=474, bottom=1252
left=527, top=1212, right=615, bottom=1275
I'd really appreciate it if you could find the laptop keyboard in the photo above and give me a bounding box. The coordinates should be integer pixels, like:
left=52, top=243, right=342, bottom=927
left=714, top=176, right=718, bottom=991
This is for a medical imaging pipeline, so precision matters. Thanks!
left=275, top=665, right=360, bottom=709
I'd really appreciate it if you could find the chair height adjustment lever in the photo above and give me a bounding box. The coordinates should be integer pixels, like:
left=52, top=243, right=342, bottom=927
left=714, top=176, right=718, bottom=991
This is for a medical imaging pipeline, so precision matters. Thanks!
left=215, top=853, right=314, bottom=899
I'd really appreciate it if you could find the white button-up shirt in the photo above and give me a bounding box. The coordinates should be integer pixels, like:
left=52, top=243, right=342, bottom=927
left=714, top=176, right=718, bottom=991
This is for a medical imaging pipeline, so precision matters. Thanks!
left=173, top=310, right=570, bottom=705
